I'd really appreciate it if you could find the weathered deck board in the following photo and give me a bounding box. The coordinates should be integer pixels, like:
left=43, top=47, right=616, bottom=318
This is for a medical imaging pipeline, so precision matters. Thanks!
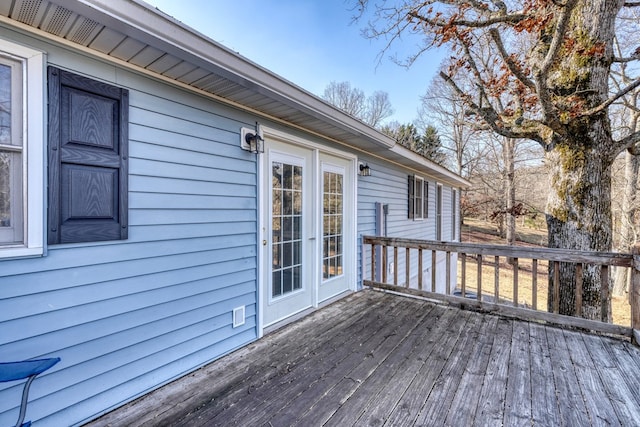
left=87, top=289, right=640, bottom=427
left=472, top=318, right=512, bottom=427
left=528, top=323, right=561, bottom=426
left=503, top=320, right=532, bottom=427
left=295, top=305, right=444, bottom=426
left=546, top=326, right=592, bottom=426
left=443, top=315, right=497, bottom=426
left=194, top=293, right=405, bottom=426
left=562, top=329, right=620, bottom=425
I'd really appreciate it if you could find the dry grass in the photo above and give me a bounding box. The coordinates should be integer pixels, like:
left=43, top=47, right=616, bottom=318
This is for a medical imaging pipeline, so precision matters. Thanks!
left=456, top=218, right=632, bottom=327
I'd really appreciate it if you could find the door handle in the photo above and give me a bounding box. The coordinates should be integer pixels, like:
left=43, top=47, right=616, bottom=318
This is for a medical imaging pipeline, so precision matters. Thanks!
left=263, top=240, right=267, bottom=246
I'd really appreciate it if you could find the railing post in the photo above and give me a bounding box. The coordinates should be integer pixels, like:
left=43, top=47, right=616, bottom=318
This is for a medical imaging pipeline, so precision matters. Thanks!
left=631, top=246, right=640, bottom=345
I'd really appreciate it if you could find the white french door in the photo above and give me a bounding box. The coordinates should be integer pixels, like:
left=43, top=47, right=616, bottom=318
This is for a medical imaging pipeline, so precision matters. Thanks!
left=262, top=141, right=314, bottom=326
left=261, top=135, right=355, bottom=328
left=318, top=154, right=353, bottom=302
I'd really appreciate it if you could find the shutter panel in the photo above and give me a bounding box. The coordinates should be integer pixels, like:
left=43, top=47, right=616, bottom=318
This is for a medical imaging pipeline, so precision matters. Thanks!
left=48, top=67, right=128, bottom=244
left=423, top=181, right=429, bottom=218
left=408, top=175, right=415, bottom=219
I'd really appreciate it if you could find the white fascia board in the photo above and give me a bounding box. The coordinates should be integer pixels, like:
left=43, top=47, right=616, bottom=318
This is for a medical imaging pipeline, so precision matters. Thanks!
left=59, top=0, right=395, bottom=149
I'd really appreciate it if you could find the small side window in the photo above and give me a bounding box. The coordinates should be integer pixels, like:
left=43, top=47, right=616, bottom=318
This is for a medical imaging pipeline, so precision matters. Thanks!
left=0, top=40, right=44, bottom=259
left=408, top=175, right=428, bottom=220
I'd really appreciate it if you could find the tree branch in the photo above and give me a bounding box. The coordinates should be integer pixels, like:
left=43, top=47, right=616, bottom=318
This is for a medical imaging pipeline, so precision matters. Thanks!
left=619, top=130, right=640, bottom=152
left=408, top=10, right=528, bottom=29
left=613, top=55, right=640, bottom=63
left=581, top=77, right=640, bottom=117
left=489, top=28, right=535, bottom=89
left=439, top=71, right=547, bottom=145
left=624, top=2, right=640, bottom=6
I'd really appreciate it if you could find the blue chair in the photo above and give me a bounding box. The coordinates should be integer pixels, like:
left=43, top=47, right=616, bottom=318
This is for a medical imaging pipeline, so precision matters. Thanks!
left=0, top=358, right=60, bottom=427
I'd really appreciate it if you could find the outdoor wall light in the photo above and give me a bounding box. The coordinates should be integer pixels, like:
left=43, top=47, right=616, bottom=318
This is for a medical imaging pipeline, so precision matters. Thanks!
left=359, top=162, right=371, bottom=176
left=240, top=122, right=264, bottom=154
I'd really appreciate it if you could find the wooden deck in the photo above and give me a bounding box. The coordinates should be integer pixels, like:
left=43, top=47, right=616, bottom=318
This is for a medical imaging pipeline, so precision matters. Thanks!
left=88, top=290, right=640, bottom=426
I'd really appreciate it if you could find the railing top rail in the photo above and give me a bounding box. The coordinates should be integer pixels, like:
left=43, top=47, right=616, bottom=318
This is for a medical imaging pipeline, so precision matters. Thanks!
left=362, top=236, right=634, bottom=267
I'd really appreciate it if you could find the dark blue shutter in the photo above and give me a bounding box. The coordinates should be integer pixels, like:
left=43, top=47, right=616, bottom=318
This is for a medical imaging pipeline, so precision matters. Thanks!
left=48, top=67, right=128, bottom=244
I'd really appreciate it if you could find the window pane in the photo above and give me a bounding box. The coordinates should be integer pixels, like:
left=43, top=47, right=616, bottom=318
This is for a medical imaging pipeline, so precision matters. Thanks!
left=0, top=151, right=10, bottom=226
left=0, top=57, right=23, bottom=246
left=0, top=64, right=12, bottom=145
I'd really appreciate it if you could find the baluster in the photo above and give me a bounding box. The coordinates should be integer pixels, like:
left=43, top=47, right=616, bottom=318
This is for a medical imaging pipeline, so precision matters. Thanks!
left=513, top=258, right=518, bottom=307
left=393, top=246, right=398, bottom=286
left=532, top=259, right=538, bottom=310
left=477, top=254, right=483, bottom=302
left=601, top=265, right=609, bottom=323
left=461, top=253, right=467, bottom=298
left=631, top=246, right=640, bottom=338
left=431, top=250, right=437, bottom=292
left=575, top=263, right=583, bottom=317
left=382, top=245, right=388, bottom=284
left=494, top=256, right=500, bottom=303
left=446, top=251, right=451, bottom=295
left=405, top=247, right=410, bottom=288
left=553, top=261, right=560, bottom=314
left=371, top=244, right=376, bottom=283
left=418, top=248, right=423, bottom=290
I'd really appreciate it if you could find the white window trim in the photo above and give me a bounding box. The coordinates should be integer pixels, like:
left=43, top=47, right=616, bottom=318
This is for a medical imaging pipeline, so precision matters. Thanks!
left=0, top=39, right=45, bottom=259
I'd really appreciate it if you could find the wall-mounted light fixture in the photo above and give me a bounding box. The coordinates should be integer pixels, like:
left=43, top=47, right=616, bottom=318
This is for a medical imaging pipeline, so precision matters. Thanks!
left=240, top=122, right=264, bottom=154
left=359, top=162, right=371, bottom=176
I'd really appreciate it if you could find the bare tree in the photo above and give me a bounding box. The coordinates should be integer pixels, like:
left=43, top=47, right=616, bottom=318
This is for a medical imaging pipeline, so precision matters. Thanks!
left=355, top=0, right=640, bottom=320
left=322, top=81, right=394, bottom=127
left=418, top=77, right=484, bottom=176
left=365, top=90, right=394, bottom=127
left=611, top=7, right=640, bottom=296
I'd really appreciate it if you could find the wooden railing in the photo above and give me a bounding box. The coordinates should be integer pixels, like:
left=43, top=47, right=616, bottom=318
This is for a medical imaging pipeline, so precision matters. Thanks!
left=362, top=236, right=640, bottom=341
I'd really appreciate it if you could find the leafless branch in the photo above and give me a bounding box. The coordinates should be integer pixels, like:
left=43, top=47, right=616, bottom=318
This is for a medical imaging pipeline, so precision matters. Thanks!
left=488, top=28, right=535, bottom=89
left=619, top=130, right=640, bottom=151
left=439, top=71, right=546, bottom=145
left=581, top=77, right=640, bottom=117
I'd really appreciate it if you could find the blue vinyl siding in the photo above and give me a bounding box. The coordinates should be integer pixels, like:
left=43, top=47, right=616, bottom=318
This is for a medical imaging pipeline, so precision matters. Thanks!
left=357, top=158, right=458, bottom=293
left=0, top=33, right=259, bottom=426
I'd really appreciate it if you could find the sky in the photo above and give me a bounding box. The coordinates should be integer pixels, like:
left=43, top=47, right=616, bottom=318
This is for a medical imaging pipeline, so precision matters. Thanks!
left=144, top=0, right=448, bottom=125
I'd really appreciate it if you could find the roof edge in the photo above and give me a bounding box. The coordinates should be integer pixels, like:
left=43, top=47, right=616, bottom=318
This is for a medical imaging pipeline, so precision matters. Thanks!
left=65, top=0, right=396, bottom=149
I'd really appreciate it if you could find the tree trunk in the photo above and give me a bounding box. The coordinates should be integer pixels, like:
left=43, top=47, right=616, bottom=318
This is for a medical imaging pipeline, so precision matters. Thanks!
left=546, top=139, right=613, bottom=321
left=504, top=138, right=516, bottom=247
left=613, top=150, right=639, bottom=296
left=544, top=0, right=623, bottom=321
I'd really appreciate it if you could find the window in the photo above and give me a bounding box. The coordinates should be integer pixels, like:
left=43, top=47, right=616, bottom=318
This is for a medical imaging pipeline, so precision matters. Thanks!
left=0, top=40, right=44, bottom=259
left=47, top=67, right=128, bottom=244
left=408, top=175, right=428, bottom=220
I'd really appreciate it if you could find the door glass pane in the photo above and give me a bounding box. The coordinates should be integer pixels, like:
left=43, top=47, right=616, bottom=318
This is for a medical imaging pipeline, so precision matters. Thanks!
left=323, top=171, right=344, bottom=280
left=272, top=160, right=303, bottom=298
